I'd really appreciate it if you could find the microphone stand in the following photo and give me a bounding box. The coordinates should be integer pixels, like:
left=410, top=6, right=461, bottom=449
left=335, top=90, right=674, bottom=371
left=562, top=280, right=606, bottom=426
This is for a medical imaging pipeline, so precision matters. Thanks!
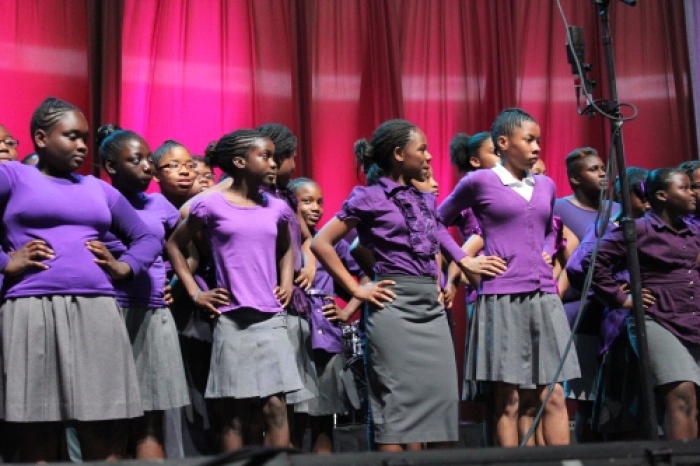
left=593, top=0, right=659, bottom=440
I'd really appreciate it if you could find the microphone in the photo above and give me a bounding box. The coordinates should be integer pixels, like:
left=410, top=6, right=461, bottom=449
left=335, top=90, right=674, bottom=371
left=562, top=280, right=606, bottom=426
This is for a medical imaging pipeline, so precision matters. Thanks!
left=566, top=26, right=585, bottom=78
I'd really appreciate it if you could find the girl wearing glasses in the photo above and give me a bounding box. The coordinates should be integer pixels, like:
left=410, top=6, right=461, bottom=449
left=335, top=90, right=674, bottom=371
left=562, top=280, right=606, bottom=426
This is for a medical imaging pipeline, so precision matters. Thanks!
left=0, top=124, right=19, bottom=163
left=153, top=140, right=196, bottom=209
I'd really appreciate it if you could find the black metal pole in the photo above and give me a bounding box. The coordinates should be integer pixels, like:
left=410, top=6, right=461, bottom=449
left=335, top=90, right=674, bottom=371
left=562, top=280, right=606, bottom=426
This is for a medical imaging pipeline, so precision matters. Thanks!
left=595, top=0, right=658, bottom=440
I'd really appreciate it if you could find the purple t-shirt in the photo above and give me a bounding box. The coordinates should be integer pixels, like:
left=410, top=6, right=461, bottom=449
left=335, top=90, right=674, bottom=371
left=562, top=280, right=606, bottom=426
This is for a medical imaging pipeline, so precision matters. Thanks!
left=189, top=191, right=292, bottom=313
left=337, top=177, right=466, bottom=278
left=583, top=212, right=700, bottom=345
left=438, top=168, right=557, bottom=295
left=103, top=192, right=179, bottom=308
left=554, top=197, right=621, bottom=241
left=0, top=162, right=160, bottom=298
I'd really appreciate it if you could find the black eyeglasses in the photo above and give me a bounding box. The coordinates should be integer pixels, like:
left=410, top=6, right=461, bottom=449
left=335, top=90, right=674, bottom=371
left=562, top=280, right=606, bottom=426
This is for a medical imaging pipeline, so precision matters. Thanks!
left=197, top=173, right=215, bottom=180
left=0, top=139, right=19, bottom=149
left=157, top=160, right=197, bottom=171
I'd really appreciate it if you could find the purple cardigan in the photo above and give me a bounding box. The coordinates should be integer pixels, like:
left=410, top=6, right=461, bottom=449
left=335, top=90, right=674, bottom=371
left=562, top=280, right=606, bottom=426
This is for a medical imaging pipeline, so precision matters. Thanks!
left=438, top=168, right=557, bottom=295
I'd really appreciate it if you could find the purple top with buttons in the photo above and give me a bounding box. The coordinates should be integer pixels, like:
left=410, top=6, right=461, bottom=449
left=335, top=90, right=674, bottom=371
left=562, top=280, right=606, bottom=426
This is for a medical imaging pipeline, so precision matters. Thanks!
left=583, top=212, right=700, bottom=345
left=307, top=238, right=365, bottom=353
left=337, top=177, right=466, bottom=278
left=103, top=192, right=179, bottom=309
left=438, top=168, right=558, bottom=295
left=0, top=162, right=160, bottom=298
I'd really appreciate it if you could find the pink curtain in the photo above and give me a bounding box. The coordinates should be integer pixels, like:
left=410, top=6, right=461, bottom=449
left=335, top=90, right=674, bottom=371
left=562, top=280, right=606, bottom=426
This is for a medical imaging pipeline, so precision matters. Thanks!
left=0, top=0, right=91, bottom=171
left=2, top=0, right=697, bottom=419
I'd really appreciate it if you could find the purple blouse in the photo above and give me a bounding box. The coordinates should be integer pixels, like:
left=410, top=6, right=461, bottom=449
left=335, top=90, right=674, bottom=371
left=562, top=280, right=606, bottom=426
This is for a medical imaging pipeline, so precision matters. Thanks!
left=306, top=238, right=365, bottom=353
left=336, top=177, right=466, bottom=278
left=0, top=162, right=160, bottom=298
left=583, top=212, right=700, bottom=345
left=189, top=191, right=292, bottom=313
left=103, top=192, right=180, bottom=309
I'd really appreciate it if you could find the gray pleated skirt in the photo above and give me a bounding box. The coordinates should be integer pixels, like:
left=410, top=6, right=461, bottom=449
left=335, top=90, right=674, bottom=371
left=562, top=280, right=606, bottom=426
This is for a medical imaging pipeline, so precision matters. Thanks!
left=366, top=275, right=459, bottom=444
left=1, top=296, right=142, bottom=422
left=307, top=350, right=347, bottom=417
left=205, top=309, right=304, bottom=399
left=629, top=316, right=700, bottom=387
left=285, top=311, right=317, bottom=407
left=121, top=306, right=190, bottom=411
left=466, top=292, right=580, bottom=386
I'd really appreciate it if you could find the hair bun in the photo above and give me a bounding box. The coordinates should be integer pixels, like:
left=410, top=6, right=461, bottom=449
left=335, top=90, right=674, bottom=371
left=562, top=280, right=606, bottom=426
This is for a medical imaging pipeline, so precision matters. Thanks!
left=353, top=138, right=373, bottom=172
left=96, top=124, right=122, bottom=149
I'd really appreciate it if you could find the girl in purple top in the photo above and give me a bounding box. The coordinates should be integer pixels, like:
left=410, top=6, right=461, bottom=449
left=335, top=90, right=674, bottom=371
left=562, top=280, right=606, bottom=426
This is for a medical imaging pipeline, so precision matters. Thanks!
left=0, top=98, right=161, bottom=461
left=290, top=177, right=368, bottom=453
left=566, top=167, right=651, bottom=440
left=153, top=140, right=196, bottom=210
left=679, top=160, right=700, bottom=225
left=167, top=129, right=301, bottom=451
left=438, top=108, right=579, bottom=447
left=312, top=119, right=474, bottom=451
left=583, top=168, right=700, bottom=440
left=97, top=125, right=190, bottom=459
left=256, top=123, right=318, bottom=447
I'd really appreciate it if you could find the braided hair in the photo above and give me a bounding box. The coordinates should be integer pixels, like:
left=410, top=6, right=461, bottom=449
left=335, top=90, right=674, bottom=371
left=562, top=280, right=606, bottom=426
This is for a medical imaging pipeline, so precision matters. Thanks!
left=211, top=129, right=267, bottom=177
left=30, top=97, right=81, bottom=149
left=96, top=124, right=143, bottom=165
left=491, top=108, right=537, bottom=156
left=356, top=119, right=417, bottom=186
left=256, top=123, right=297, bottom=165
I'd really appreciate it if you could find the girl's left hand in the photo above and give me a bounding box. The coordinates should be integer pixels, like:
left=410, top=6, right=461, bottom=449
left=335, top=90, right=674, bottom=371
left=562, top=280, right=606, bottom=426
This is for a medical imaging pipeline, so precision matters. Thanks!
left=274, top=285, right=292, bottom=308
left=442, top=283, right=456, bottom=309
left=86, top=240, right=132, bottom=280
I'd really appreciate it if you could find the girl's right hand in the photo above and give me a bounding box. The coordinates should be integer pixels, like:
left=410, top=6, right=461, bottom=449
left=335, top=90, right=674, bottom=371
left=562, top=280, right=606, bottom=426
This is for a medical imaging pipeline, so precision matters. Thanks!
left=193, top=288, right=231, bottom=318
left=352, top=280, right=396, bottom=308
left=459, top=255, right=507, bottom=277
left=2, top=240, right=55, bottom=277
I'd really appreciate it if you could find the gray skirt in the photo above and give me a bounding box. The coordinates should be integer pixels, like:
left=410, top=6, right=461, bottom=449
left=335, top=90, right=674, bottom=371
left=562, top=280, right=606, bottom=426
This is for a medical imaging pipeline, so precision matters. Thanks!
left=629, top=316, right=700, bottom=387
left=285, top=311, right=317, bottom=407
left=366, top=276, right=459, bottom=444
left=2, top=296, right=142, bottom=422
left=121, top=306, right=190, bottom=411
left=205, top=309, right=304, bottom=399
left=466, top=292, right=580, bottom=386
left=307, top=350, right=347, bottom=417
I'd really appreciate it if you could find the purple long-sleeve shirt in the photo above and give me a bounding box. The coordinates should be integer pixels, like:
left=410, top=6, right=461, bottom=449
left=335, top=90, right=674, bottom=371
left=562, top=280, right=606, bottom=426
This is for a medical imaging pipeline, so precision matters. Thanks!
left=438, top=168, right=557, bottom=295
left=0, top=162, right=160, bottom=298
left=582, top=212, right=700, bottom=345
left=103, top=192, right=179, bottom=308
left=336, top=177, right=466, bottom=278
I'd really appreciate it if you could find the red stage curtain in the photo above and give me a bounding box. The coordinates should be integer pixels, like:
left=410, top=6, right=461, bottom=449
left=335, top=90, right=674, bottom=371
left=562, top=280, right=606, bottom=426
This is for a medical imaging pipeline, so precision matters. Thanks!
left=0, top=0, right=91, bottom=171
left=2, top=0, right=697, bottom=420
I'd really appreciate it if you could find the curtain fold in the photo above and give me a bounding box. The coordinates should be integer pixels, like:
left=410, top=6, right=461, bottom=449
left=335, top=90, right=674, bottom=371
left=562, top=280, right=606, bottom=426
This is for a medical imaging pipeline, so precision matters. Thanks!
left=2, top=1, right=696, bottom=419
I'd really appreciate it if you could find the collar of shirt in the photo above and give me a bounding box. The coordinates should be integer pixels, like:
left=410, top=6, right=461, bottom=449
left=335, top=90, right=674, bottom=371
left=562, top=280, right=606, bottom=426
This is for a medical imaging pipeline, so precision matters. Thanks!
left=646, top=211, right=693, bottom=235
left=492, top=163, right=535, bottom=187
left=377, top=176, right=419, bottom=197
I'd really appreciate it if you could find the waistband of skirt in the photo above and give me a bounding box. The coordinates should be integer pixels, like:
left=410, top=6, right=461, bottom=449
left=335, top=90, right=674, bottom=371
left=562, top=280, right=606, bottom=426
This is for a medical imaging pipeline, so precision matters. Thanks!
left=375, top=275, right=437, bottom=284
